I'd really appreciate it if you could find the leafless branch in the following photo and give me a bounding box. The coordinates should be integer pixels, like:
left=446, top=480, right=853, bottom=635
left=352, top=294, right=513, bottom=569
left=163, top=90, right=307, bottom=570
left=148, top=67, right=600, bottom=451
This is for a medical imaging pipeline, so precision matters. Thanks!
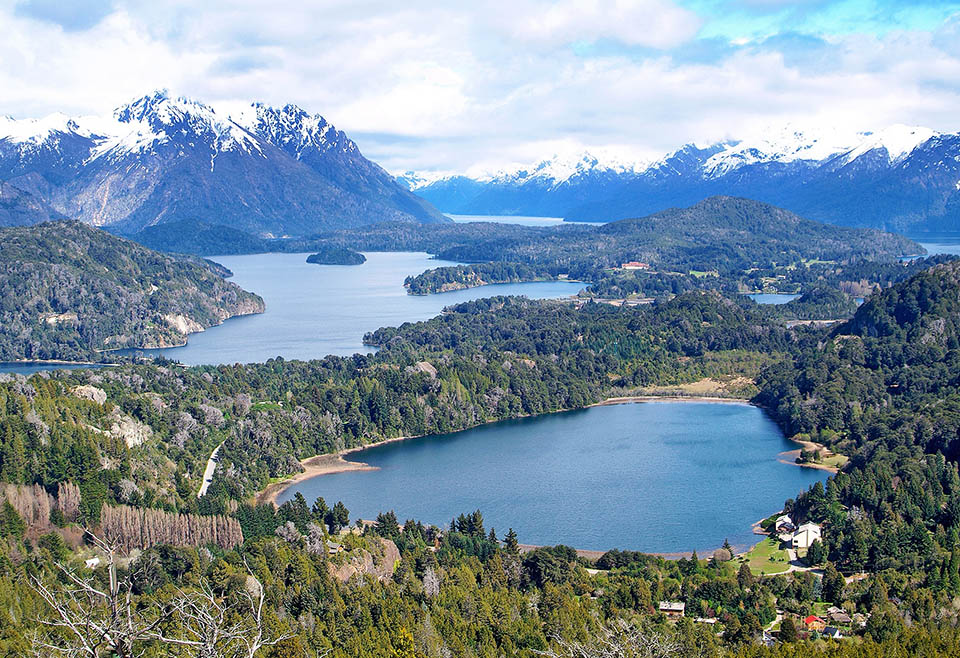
left=535, top=619, right=685, bottom=658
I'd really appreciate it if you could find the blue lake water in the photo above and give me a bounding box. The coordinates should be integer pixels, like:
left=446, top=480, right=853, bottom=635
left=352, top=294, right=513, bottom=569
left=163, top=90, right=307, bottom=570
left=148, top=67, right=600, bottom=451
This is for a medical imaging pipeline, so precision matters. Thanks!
left=0, top=362, right=111, bottom=376
left=126, top=251, right=583, bottom=366
left=914, top=236, right=960, bottom=257
left=744, top=293, right=801, bottom=305
left=449, top=214, right=567, bottom=227
left=278, top=401, right=824, bottom=553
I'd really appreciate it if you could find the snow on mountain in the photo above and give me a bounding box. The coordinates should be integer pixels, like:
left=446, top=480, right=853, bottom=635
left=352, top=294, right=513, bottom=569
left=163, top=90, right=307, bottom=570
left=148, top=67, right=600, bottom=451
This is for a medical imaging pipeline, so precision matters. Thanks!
left=0, top=90, right=448, bottom=233
left=0, top=112, right=84, bottom=144
left=404, top=124, right=943, bottom=187
left=397, top=169, right=459, bottom=190
left=701, top=125, right=872, bottom=178
left=228, top=102, right=346, bottom=158
left=1, top=90, right=266, bottom=164
left=836, top=124, right=938, bottom=166
left=92, top=91, right=263, bottom=162
left=465, top=150, right=650, bottom=188
left=406, top=123, right=958, bottom=232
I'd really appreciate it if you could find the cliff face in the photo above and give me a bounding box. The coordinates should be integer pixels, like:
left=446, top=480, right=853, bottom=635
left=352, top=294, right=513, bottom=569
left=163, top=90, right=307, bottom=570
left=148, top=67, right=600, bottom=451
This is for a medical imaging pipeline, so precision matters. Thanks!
left=0, top=221, right=264, bottom=361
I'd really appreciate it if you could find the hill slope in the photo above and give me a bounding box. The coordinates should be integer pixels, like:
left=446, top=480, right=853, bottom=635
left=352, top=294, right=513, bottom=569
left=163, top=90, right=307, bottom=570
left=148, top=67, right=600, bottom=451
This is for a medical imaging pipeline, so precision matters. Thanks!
left=329, top=197, right=918, bottom=272
left=0, top=91, right=448, bottom=237
left=0, top=221, right=264, bottom=361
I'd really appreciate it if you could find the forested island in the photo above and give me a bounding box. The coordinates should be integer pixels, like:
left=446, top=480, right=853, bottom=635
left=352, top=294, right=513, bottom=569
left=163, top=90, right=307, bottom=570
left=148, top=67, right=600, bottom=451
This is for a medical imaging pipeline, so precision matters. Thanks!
left=2, top=254, right=960, bottom=654
left=306, top=246, right=367, bottom=266
left=0, top=221, right=265, bottom=362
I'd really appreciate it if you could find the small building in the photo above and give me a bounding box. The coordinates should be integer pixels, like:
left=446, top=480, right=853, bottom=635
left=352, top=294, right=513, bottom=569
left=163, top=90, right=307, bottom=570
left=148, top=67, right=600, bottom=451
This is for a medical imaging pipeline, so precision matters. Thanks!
left=792, top=522, right=822, bottom=549
left=326, top=542, right=344, bottom=555
left=84, top=557, right=101, bottom=569
left=775, top=515, right=795, bottom=533
left=804, top=615, right=826, bottom=632
left=823, top=626, right=843, bottom=639
left=621, top=261, right=650, bottom=270
left=659, top=601, right=685, bottom=620
left=829, top=610, right=852, bottom=625
left=694, top=617, right=718, bottom=625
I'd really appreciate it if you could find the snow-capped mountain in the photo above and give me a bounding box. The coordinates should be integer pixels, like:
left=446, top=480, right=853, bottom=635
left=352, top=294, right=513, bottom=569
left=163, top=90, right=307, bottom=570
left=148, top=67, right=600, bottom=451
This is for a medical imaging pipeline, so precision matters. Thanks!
left=0, top=90, right=447, bottom=234
left=404, top=125, right=960, bottom=232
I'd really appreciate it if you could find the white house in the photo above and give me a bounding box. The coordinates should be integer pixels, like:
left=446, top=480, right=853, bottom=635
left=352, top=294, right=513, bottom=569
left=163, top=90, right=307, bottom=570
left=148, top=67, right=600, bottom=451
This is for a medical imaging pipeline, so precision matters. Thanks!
left=792, top=522, right=822, bottom=549
left=775, top=514, right=795, bottom=533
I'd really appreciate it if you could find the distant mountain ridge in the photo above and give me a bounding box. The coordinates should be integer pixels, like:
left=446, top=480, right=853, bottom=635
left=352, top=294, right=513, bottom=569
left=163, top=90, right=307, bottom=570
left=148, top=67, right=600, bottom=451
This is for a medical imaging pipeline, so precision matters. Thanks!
left=0, top=90, right=448, bottom=235
left=403, top=125, right=960, bottom=232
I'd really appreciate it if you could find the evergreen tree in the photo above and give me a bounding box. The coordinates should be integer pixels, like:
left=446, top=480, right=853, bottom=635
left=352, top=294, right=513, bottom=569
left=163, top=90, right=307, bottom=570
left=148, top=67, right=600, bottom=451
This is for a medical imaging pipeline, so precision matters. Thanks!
left=779, top=617, right=798, bottom=642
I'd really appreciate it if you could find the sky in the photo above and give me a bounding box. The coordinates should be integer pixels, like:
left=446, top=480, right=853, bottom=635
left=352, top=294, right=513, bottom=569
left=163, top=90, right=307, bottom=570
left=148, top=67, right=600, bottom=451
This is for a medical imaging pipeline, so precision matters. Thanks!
left=2, top=0, right=960, bottom=174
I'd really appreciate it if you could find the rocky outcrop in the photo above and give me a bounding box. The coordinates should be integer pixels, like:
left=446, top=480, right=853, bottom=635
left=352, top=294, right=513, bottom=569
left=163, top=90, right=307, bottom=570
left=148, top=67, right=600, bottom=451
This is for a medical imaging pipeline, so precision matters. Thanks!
left=328, top=538, right=400, bottom=583
left=72, top=385, right=107, bottom=406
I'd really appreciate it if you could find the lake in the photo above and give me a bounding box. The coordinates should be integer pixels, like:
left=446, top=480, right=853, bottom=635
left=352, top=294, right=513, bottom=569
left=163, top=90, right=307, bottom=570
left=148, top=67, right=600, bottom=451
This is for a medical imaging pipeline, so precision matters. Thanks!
left=912, top=234, right=960, bottom=257
left=277, top=401, right=824, bottom=553
left=744, top=293, right=800, bottom=305
left=449, top=214, right=566, bottom=227
left=127, top=252, right=583, bottom=366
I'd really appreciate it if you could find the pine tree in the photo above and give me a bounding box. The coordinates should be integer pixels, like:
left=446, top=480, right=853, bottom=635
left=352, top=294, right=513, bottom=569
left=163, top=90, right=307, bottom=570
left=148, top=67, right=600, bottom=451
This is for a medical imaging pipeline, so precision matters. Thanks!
left=504, top=528, right=519, bottom=553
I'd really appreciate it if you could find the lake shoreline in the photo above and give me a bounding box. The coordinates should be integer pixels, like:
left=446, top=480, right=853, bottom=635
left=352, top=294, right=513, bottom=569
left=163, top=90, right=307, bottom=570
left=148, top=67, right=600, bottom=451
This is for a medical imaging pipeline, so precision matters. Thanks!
left=253, top=394, right=805, bottom=560
left=257, top=395, right=754, bottom=507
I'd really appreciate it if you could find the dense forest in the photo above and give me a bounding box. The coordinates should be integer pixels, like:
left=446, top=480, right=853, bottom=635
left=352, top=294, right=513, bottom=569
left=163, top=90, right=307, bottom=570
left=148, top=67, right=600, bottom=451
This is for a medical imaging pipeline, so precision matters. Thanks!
left=322, top=197, right=918, bottom=273
left=306, top=246, right=367, bottom=266
left=0, top=221, right=264, bottom=361
left=2, top=228, right=960, bottom=654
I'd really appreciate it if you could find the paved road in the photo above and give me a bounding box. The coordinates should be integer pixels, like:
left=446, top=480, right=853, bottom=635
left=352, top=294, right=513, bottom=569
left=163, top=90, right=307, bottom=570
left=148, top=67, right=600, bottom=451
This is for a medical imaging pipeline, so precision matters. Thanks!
left=197, top=442, right=224, bottom=498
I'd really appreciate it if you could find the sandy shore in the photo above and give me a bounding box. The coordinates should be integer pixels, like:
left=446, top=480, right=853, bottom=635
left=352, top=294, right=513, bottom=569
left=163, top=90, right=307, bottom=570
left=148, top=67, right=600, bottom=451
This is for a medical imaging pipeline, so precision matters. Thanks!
left=777, top=437, right=843, bottom=474
left=594, top=395, right=750, bottom=406
left=255, top=453, right=378, bottom=506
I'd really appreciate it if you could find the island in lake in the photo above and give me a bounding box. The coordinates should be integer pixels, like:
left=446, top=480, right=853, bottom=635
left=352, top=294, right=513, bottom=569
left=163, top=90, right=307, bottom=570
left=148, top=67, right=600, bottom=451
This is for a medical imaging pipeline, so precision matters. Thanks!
left=306, top=245, right=367, bottom=265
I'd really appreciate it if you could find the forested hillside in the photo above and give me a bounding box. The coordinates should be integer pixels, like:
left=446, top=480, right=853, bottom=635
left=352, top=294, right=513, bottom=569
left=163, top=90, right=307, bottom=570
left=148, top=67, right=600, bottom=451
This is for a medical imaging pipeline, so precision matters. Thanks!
left=754, top=260, right=960, bottom=577
left=0, top=221, right=264, bottom=361
left=2, top=261, right=960, bottom=655
left=323, top=197, right=922, bottom=307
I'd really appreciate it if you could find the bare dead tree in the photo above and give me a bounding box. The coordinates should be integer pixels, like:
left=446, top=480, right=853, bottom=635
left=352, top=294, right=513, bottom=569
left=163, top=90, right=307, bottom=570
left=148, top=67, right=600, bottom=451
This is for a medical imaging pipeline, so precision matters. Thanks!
left=148, top=560, right=293, bottom=658
left=535, top=619, right=686, bottom=658
left=29, top=532, right=164, bottom=658
left=31, top=532, right=292, bottom=658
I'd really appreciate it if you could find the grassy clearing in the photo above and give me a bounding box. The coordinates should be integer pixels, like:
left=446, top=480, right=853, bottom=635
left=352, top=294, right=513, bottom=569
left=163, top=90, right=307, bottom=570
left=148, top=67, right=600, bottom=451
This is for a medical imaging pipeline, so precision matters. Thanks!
left=740, top=538, right=791, bottom=576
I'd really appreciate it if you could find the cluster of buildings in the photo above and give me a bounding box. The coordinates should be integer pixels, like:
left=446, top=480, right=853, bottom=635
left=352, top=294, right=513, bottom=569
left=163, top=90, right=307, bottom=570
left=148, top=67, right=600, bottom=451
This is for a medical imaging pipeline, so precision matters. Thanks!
left=774, top=515, right=822, bottom=549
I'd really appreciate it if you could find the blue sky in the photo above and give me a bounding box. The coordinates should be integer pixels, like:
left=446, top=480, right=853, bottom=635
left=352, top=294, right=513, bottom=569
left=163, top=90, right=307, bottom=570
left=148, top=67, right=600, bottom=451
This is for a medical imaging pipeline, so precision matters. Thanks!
left=2, top=0, right=960, bottom=173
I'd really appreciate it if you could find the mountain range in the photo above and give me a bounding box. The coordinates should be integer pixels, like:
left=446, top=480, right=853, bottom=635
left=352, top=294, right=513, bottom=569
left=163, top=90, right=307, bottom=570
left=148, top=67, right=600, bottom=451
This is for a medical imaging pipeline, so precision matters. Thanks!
left=402, top=125, right=960, bottom=233
left=0, top=90, right=447, bottom=236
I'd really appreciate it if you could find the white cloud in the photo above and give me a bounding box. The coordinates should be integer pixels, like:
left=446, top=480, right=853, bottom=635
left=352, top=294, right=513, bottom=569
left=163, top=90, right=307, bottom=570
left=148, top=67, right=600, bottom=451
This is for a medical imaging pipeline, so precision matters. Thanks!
left=501, top=0, right=702, bottom=49
left=0, top=1, right=959, bottom=174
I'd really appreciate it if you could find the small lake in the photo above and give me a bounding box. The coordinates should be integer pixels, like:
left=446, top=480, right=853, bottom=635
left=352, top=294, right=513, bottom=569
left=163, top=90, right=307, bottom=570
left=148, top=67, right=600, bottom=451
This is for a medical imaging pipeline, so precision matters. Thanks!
left=127, top=252, right=583, bottom=366
left=278, top=401, right=825, bottom=553
left=744, top=293, right=801, bottom=305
